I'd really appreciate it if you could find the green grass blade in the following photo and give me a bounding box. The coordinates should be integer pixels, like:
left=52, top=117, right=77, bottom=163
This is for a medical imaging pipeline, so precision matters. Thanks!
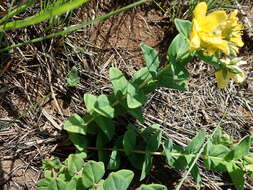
left=0, top=0, right=89, bottom=31
left=0, top=0, right=151, bottom=52
left=0, top=0, right=35, bottom=25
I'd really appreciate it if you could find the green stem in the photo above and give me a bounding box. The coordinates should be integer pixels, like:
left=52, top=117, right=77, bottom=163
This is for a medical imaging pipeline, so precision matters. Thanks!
left=176, top=138, right=210, bottom=190
left=175, top=107, right=229, bottom=190
left=86, top=146, right=242, bottom=165
left=0, top=0, right=151, bottom=52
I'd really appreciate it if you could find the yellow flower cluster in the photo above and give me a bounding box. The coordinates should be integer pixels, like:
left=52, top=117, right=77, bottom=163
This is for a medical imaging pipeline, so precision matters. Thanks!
left=189, top=2, right=244, bottom=56
left=189, top=2, right=246, bottom=88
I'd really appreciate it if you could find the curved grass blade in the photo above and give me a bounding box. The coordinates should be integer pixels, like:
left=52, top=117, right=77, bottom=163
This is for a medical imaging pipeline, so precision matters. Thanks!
left=0, top=0, right=89, bottom=31
left=0, top=0, right=35, bottom=25
left=0, top=0, right=151, bottom=52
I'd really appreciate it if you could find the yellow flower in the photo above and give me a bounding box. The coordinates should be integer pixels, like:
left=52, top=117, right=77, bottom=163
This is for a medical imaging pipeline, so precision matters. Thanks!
left=189, top=2, right=244, bottom=56
left=215, top=58, right=246, bottom=88
left=221, top=10, right=244, bottom=55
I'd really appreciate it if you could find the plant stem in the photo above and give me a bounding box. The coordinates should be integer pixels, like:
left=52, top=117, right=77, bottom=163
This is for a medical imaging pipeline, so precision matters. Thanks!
left=175, top=107, right=230, bottom=190
left=85, top=146, right=242, bottom=165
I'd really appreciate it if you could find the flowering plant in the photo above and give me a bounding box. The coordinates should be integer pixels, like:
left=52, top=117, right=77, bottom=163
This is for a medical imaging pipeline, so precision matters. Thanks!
left=61, top=2, right=251, bottom=190
left=189, top=2, right=246, bottom=88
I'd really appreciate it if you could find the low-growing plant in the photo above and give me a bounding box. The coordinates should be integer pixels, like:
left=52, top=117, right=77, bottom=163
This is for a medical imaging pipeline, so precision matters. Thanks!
left=13, top=1, right=247, bottom=189
left=38, top=153, right=167, bottom=190
left=66, top=66, right=80, bottom=87
left=59, top=2, right=250, bottom=189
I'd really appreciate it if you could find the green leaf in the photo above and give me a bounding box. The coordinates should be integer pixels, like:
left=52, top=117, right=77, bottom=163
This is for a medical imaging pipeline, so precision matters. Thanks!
left=211, top=128, right=233, bottom=146
left=95, top=95, right=115, bottom=118
left=170, top=156, right=191, bottom=170
left=103, top=170, right=134, bottom=190
left=207, top=144, right=230, bottom=158
left=190, top=165, right=201, bottom=187
left=84, top=94, right=97, bottom=113
left=145, top=127, right=162, bottom=152
left=132, top=68, right=153, bottom=87
left=204, top=142, right=230, bottom=171
left=141, top=124, right=160, bottom=138
left=244, top=153, right=253, bottom=164
left=174, top=19, right=192, bottom=37
left=109, top=67, right=128, bottom=96
left=225, top=136, right=251, bottom=161
left=131, top=68, right=157, bottom=94
left=205, top=159, right=229, bottom=172
left=65, top=176, right=84, bottom=190
left=129, top=106, right=144, bottom=123
left=81, top=161, right=105, bottom=189
left=66, top=66, right=80, bottom=87
left=196, top=51, right=219, bottom=68
left=127, top=82, right=147, bottom=109
left=161, top=33, right=192, bottom=91
left=185, top=129, right=205, bottom=154
left=157, top=63, right=189, bottom=91
left=37, top=178, right=52, bottom=190
left=163, top=139, right=173, bottom=165
left=226, top=163, right=245, bottom=190
left=167, top=33, right=191, bottom=64
left=64, top=114, right=87, bottom=135
left=96, top=132, right=110, bottom=164
left=83, top=114, right=99, bottom=135
left=48, top=179, right=66, bottom=190
left=90, top=180, right=105, bottom=190
left=95, top=116, right=115, bottom=140
left=120, top=100, right=144, bottom=123
left=168, top=145, right=190, bottom=169
left=211, top=128, right=223, bottom=144
left=123, top=128, right=137, bottom=156
left=64, top=153, right=86, bottom=177
left=136, top=184, right=167, bottom=190
left=140, top=153, right=152, bottom=181
left=84, top=94, right=115, bottom=118
left=108, top=147, right=121, bottom=170
left=141, top=44, right=160, bottom=77
left=42, top=157, right=62, bottom=170
left=128, top=153, right=146, bottom=170
left=68, top=133, right=88, bottom=152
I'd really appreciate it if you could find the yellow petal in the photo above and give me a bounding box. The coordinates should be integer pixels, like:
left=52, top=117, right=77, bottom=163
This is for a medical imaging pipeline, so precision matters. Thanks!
left=232, top=72, right=246, bottom=83
left=189, top=19, right=201, bottom=50
left=193, top=2, right=207, bottom=21
left=204, top=11, right=227, bottom=31
left=230, top=37, right=244, bottom=47
left=215, top=70, right=229, bottom=88
left=229, top=10, right=238, bottom=21
left=201, top=35, right=229, bottom=54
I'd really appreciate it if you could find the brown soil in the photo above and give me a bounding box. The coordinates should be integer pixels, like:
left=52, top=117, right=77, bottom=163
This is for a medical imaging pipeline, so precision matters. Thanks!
left=0, top=0, right=253, bottom=189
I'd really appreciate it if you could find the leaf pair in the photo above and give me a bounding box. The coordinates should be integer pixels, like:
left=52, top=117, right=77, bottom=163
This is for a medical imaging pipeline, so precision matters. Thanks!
left=205, top=129, right=251, bottom=190
left=110, top=67, right=147, bottom=109
left=123, top=124, right=162, bottom=180
left=164, top=129, right=206, bottom=187
left=38, top=154, right=167, bottom=190
left=158, top=19, right=193, bottom=91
